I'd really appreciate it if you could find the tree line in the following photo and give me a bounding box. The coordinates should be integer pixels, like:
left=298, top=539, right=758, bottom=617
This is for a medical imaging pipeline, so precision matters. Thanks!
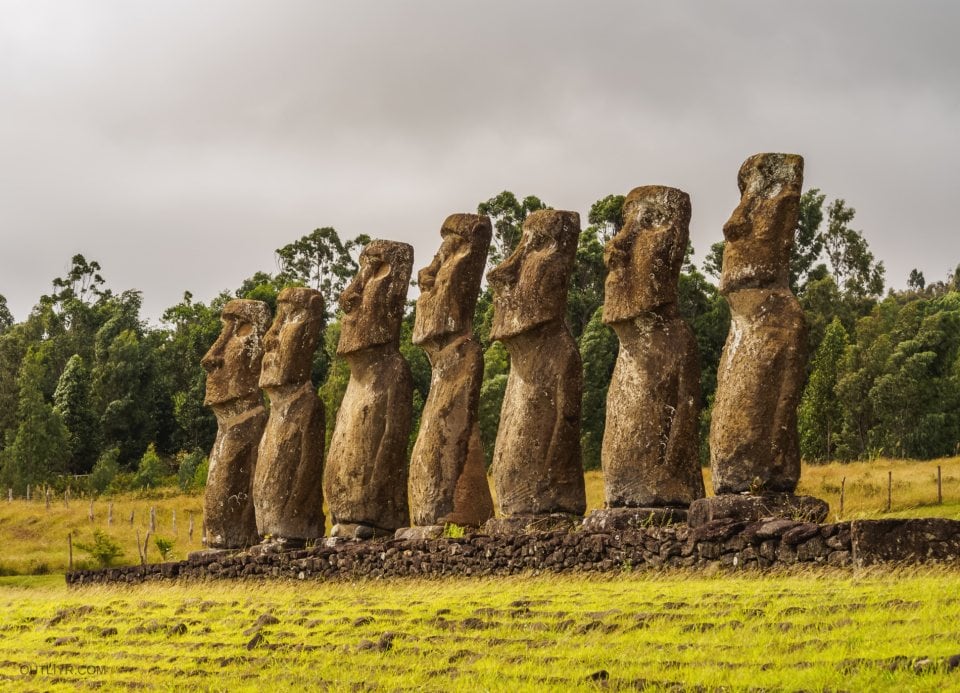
left=1, top=189, right=958, bottom=495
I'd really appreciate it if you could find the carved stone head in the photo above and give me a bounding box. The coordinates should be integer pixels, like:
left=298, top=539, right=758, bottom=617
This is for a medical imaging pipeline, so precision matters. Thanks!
left=413, top=214, right=492, bottom=346
left=603, top=186, right=690, bottom=324
left=202, top=299, right=272, bottom=406
left=258, top=287, right=325, bottom=389
left=337, top=240, right=414, bottom=355
left=720, top=152, right=804, bottom=294
left=487, top=210, right=579, bottom=341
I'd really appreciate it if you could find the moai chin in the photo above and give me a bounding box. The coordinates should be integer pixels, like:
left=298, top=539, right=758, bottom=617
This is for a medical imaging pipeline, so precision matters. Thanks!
left=252, top=287, right=326, bottom=544
left=324, top=240, right=414, bottom=538
left=407, top=214, right=495, bottom=532
left=694, top=153, right=827, bottom=527
left=591, top=187, right=704, bottom=529
left=485, top=209, right=586, bottom=532
left=201, top=299, right=271, bottom=549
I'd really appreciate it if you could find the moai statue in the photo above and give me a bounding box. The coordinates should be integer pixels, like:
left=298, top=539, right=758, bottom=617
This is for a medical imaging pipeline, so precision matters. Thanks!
left=401, top=215, right=495, bottom=538
left=201, top=299, right=272, bottom=549
left=585, top=186, right=704, bottom=531
left=485, top=210, right=586, bottom=533
left=324, top=240, right=414, bottom=538
left=690, top=152, right=827, bottom=527
left=252, top=287, right=326, bottom=544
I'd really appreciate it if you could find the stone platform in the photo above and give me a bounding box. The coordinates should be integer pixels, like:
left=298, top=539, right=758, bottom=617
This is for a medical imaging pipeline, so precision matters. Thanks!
left=65, top=518, right=960, bottom=587
left=687, top=493, right=829, bottom=528
left=582, top=507, right=687, bottom=531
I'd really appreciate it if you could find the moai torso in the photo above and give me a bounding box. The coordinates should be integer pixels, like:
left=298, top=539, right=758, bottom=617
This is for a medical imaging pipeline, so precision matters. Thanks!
left=324, top=240, right=414, bottom=534
left=409, top=214, right=494, bottom=527
left=253, top=288, right=326, bottom=542
left=710, top=153, right=808, bottom=494
left=487, top=210, right=586, bottom=517
left=201, top=299, right=271, bottom=549
left=601, top=186, right=704, bottom=507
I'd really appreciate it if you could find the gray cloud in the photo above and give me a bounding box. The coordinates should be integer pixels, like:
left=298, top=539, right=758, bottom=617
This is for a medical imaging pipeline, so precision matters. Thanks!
left=2, top=1, right=958, bottom=322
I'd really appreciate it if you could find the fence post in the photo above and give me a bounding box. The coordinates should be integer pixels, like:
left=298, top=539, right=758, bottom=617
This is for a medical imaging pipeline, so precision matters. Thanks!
left=172, top=509, right=177, bottom=536
left=68, top=534, right=73, bottom=572
left=188, top=511, right=194, bottom=542
left=65, top=486, right=71, bottom=506
left=839, top=476, right=846, bottom=519
left=938, top=465, right=943, bottom=505
left=26, top=484, right=30, bottom=501
left=7, top=488, right=11, bottom=503
left=886, top=471, right=892, bottom=513
left=45, top=489, right=51, bottom=511
left=137, top=529, right=144, bottom=566
left=108, top=502, right=114, bottom=526
left=150, top=507, right=156, bottom=533
left=88, top=499, right=94, bottom=523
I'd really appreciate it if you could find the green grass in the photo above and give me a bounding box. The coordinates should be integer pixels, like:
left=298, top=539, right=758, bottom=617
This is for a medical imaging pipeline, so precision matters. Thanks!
left=1, top=569, right=959, bottom=691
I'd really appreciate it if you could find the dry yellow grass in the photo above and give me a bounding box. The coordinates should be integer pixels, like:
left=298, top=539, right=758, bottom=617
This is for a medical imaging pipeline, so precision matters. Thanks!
left=2, top=457, right=958, bottom=575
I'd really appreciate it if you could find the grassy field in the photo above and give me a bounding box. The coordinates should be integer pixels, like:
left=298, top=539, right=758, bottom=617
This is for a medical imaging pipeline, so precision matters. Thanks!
left=1, top=457, right=958, bottom=575
left=1, top=569, right=959, bottom=691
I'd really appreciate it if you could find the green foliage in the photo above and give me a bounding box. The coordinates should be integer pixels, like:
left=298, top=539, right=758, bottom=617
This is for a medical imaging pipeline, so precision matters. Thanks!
left=154, top=536, right=174, bottom=561
left=478, top=342, right=510, bottom=466
left=132, top=443, right=167, bottom=489
left=318, top=320, right=350, bottom=453
left=192, top=456, right=209, bottom=489
left=477, top=191, right=547, bottom=267
left=90, top=447, right=121, bottom=494
left=177, top=450, right=207, bottom=491
left=567, top=228, right=607, bottom=341
left=0, top=294, right=12, bottom=333
left=74, top=530, right=124, bottom=568
left=443, top=523, right=466, bottom=539
left=53, top=354, right=99, bottom=474
left=0, top=348, right=70, bottom=494
left=578, top=308, right=618, bottom=470
left=274, top=227, right=370, bottom=318
left=799, top=318, right=848, bottom=462
left=587, top=194, right=625, bottom=243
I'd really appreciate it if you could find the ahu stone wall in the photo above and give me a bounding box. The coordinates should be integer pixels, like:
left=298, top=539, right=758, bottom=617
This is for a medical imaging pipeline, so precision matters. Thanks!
left=64, top=518, right=960, bottom=587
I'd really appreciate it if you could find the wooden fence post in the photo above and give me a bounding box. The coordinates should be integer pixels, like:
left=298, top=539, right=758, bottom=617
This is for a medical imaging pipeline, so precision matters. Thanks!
left=150, top=507, right=157, bottom=533
left=68, top=534, right=73, bottom=572
left=6, top=488, right=11, bottom=503
left=886, top=471, right=892, bottom=513
left=938, top=465, right=943, bottom=505
left=839, top=476, right=846, bottom=519
left=188, top=512, right=194, bottom=542
left=129, top=509, right=135, bottom=526
left=108, top=502, right=114, bottom=526
left=26, top=484, right=30, bottom=501
left=45, top=489, right=51, bottom=511
left=172, top=509, right=177, bottom=536
left=88, top=499, right=94, bottom=523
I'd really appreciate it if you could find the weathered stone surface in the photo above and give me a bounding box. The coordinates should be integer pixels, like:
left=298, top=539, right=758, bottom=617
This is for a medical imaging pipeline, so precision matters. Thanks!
left=409, top=214, right=494, bottom=527
left=487, top=210, right=586, bottom=518
left=325, top=240, right=414, bottom=535
left=602, top=186, right=704, bottom=507
left=582, top=507, right=687, bottom=532
left=394, top=525, right=445, bottom=541
left=484, top=514, right=582, bottom=535
left=253, top=288, right=326, bottom=542
left=201, top=299, right=272, bottom=549
left=851, top=518, right=960, bottom=566
left=687, top=493, right=829, bottom=528
left=710, top=153, right=808, bottom=494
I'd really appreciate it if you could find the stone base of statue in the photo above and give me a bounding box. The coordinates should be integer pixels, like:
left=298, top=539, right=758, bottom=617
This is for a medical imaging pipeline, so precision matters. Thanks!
left=248, top=537, right=307, bottom=554
left=330, top=523, right=395, bottom=540
left=582, top=507, right=688, bottom=532
left=187, top=548, right=234, bottom=562
left=394, top=525, right=446, bottom=541
left=483, top=513, right=582, bottom=535
left=687, top=493, right=829, bottom=528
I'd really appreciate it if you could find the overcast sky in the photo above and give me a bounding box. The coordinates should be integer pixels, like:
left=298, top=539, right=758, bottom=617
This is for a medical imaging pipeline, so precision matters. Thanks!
left=2, top=1, right=958, bottom=323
